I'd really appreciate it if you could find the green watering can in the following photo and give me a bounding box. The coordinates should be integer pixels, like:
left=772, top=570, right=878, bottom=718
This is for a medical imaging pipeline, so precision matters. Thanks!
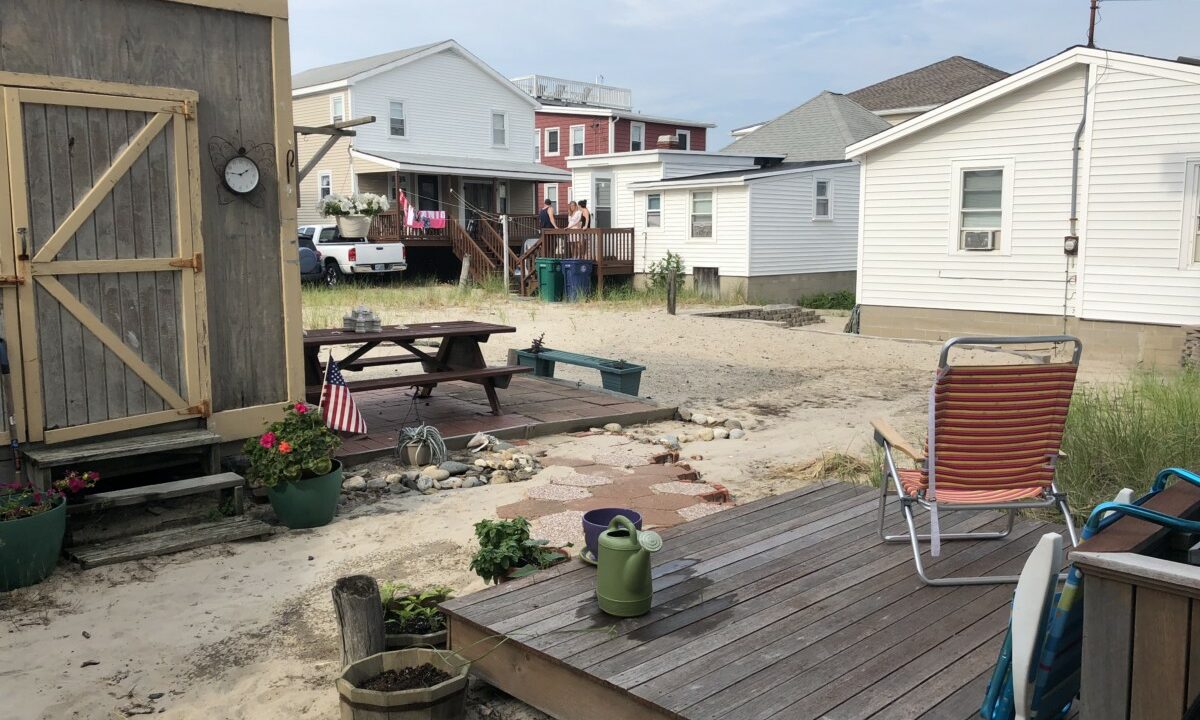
left=596, top=514, right=663, bottom=617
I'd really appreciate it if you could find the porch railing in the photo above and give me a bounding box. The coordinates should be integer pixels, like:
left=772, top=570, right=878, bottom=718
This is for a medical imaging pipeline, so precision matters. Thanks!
left=517, top=228, right=635, bottom=296
left=368, top=208, right=448, bottom=242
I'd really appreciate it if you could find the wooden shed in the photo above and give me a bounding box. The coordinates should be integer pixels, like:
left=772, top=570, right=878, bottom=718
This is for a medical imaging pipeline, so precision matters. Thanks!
left=0, top=0, right=301, bottom=477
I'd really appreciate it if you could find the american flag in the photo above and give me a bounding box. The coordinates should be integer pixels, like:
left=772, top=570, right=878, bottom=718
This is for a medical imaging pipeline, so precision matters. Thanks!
left=321, top=355, right=368, bottom=435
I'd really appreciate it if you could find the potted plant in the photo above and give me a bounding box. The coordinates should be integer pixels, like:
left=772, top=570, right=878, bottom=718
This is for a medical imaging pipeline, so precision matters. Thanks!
left=395, top=425, right=446, bottom=468
left=244, top=402, right=343, bottom=529
left=513, top=333, right=557, bottom=377
left=468, top=517, right=569, bottom=585
left=380, top=582, right=454, bottom=650
left=336, top=648, right=470, bottom=720
left=0, top=470, right=98, bottom=591
left=319, top=192, right=389, bottom=239
left=596, top=358, right=647, bottom=396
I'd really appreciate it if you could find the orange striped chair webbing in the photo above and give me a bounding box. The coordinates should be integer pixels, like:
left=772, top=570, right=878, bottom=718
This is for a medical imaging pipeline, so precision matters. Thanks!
left=908, top=363, right=1077, bottom=503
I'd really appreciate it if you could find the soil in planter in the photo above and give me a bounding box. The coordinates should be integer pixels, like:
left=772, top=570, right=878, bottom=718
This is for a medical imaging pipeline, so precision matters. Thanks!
left=358, top=664, right=451, bottom=691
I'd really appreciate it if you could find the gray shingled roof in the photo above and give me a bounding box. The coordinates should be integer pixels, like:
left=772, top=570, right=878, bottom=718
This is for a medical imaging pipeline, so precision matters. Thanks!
left=721, top=92, right=891, bottom=160
left=293, top=42, right=443, bottom=89
left=847, top=56, right=1009, bottom=113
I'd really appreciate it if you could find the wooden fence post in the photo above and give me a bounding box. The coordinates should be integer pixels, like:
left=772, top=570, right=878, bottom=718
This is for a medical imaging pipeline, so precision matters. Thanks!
left=332, top=575, right=385, bottom=668
left=667, top=270, right=677, bottom=316
left=458, top=253, right=471, bottom=288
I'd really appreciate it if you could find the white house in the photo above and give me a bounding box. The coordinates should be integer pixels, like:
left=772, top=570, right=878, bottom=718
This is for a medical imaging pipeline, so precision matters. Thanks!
left=292, top=40, right=568, bottom=231
left=847, top=46, right=1200, bottom=367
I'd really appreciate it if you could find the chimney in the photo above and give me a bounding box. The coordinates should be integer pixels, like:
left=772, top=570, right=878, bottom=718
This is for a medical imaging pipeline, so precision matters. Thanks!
left=656, top=134, right=681, bottom=150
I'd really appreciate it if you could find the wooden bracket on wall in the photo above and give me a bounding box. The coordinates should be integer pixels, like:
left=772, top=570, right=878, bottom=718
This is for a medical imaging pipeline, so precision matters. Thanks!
left=169, top=253, right=203, bottom=272
left=181, top=399, right=212, bottom=418
left=294, top=115, right=376, bottom=184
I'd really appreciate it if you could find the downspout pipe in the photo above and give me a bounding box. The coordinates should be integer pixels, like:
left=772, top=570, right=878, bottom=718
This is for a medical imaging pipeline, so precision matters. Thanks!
left=1069, top=66, right=1091, bottom=237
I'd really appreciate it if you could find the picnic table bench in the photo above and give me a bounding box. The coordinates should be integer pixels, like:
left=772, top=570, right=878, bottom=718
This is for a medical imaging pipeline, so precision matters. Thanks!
left=304, top=321, right=531, bottom=415
left=512, top=348, right=645, bottom=395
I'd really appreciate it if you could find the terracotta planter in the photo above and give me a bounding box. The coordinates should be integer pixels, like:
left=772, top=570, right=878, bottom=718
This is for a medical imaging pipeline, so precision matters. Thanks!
left=266, top=460, right=343, bottom=529
left=385, top=629, right=447, bottom=651
left=0, top=497, right=66, bottom=591
left=336, top=648, right=469, bottom=720
left=337, top=214, right=371, bottom=238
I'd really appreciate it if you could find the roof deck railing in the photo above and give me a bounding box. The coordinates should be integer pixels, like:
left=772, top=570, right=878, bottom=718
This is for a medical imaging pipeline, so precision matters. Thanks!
left=511, top=75, right=632, bottom=111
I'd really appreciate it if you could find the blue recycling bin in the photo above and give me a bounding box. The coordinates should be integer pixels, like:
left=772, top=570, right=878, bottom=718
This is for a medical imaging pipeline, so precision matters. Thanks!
left=561, top=259, right=596, bottom=301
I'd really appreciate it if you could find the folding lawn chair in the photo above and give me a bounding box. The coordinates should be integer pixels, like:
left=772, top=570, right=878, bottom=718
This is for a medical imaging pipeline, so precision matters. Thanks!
left=872, top=335, right=1083, bottom=586
left=981, top=468, right=1200, bottom=720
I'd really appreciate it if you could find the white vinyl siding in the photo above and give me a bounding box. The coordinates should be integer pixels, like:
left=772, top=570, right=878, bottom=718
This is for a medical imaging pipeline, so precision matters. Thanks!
left=1082, top=67, right=1200, bottom=325
left=389, top=100, right=406, bottom=137
left=350, top=47, right=534, bottom=162
left=749, top=164, right=860, bottom=275
left=856, top=68, right=1087, bottom=316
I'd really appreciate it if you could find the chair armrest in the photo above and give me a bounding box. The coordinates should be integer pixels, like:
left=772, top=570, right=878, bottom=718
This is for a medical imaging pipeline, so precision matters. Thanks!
left=870, top=417, right=925, bottom=462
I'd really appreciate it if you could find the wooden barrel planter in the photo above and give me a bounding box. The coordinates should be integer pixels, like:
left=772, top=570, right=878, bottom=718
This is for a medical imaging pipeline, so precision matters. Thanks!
left=336, top=649, right=470, bottom=720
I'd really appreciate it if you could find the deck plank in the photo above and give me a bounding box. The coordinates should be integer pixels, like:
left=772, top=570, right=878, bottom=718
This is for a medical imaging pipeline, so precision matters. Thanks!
left=443, top=481, right=1063, bottom=720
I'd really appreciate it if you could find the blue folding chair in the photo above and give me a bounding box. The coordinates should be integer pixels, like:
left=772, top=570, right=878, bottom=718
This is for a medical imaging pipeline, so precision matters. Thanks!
left=982, top=468, right=1200, bottom=720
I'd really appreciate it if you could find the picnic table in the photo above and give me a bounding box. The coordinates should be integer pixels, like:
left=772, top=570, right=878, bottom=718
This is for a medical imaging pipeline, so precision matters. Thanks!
left=303, top=321, right=531, bottom=415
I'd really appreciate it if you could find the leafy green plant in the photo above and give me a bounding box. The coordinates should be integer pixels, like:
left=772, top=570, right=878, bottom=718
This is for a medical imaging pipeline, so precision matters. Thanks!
left=647, top=251, right=685, bottom=290
left=242, top=403, right=342, bottom=488
left=797, top=290, right=856, bottom=310
left=468, top=517, right=565, bottom=584
left=379, top=582, right=454, bottom=635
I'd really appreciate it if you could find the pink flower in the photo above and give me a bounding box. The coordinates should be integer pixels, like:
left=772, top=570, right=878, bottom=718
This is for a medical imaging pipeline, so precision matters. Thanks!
left=259, top=432, right=277, bottom=448
left=68, top=477, right=85, bottom=493
left=294, top=403, right=309, bottom=415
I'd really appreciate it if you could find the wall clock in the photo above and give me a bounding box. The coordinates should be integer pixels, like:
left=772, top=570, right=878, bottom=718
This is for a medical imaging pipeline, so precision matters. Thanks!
left=208, top=137, right=275, bottom=208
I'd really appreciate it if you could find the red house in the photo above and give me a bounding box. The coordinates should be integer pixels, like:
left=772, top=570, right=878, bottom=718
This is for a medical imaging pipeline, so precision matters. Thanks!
left=511, top=75, right=715, bottom=212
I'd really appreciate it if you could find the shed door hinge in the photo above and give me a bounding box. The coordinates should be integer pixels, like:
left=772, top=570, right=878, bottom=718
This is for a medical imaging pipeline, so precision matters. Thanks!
left=169, top=253, right=203, bottom=273
left=179, top=100, right=196, bottom=120
left=0, top=275, right=24, bottom=286
left=181, top=399, right=211, bottom=418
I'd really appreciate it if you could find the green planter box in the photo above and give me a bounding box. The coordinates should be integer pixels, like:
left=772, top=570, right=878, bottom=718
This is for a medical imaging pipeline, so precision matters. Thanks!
left=513, top=349, right=645, bottom=396
left=266, top=459, right=343, bottom=529
left=0, top=496, right=66, bottom=592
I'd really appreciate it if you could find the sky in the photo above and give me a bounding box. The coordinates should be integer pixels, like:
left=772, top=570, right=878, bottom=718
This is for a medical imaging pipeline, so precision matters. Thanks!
left=288, top=0, right=1200, bottom=147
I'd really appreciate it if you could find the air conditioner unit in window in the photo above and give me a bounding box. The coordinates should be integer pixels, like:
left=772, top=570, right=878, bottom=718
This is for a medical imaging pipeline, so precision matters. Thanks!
left=961, top=230, right=998, bottom=251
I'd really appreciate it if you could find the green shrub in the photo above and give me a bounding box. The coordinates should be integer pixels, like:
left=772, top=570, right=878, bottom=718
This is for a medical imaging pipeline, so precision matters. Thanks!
left=1058, top=371, right=1200, bottom=518
left=797, top=290, right=855, bottom=310
left=646, top=251, right=685, bottom=290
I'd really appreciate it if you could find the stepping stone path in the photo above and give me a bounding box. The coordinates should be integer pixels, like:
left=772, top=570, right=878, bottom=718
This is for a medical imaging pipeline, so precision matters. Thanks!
left=497, top=434, right=732, bottom=548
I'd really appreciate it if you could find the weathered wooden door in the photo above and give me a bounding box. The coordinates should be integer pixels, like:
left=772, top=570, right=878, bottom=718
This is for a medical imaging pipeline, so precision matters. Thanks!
left=1, top=87, right=209, bottom=444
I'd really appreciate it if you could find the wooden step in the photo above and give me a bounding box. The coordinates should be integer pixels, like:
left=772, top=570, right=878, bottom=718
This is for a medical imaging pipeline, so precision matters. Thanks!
left=69, top=472, right=245, bottom=514
left=67, top=517, right=273, bottom=569
left=24, top=428, right=221, bottom=468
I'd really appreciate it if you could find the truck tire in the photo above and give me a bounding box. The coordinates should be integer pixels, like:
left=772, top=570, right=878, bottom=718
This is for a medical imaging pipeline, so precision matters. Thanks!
left=324, top=260, right=344, bottom=287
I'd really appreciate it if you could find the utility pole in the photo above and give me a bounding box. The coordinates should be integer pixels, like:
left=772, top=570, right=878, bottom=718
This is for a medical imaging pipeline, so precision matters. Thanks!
left=1087, top=0, right=1099, bottom=48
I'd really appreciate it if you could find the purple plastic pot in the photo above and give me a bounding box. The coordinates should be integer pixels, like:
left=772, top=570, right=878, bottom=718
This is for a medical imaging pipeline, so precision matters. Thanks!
left=583, top=508, right=643, bottom=559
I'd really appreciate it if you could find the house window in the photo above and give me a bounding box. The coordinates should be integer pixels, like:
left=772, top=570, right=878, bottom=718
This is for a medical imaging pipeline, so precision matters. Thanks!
left=676, top=129, right=691, bottom=151
left=545, top=128, right=560, bottom=156
left=492, top=111, right=507, bottom=146
left=690, top=191, right=712, bottom=238
left=498, top=181, right=508, bottom=214
left=534, top=131, right=541, bottom=162
left=567, top=186, right=574, bottom=204
left=318, top=172, right=332, bottom=201
left=544, top=183, right=558, bottom=211
left=389, top=101, right=405, bottom=137
left=631, top=122, right=645, bottom=152
left=570, top=125, right=585, bottom=157
left=646, top=193, right=662, bottom=227
left=330, top=95, right=345, bottom=124
left=959, top=168, right=1004, bottom=250
left=814, top=179, right=832, bottom=219
left=594, top=177, right=612, bottom=228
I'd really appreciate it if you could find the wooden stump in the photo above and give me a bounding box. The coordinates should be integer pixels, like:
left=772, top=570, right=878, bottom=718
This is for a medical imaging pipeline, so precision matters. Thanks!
left=332, top=575, right=385, bottom=668
left=666, top=270, right=677, bottom=316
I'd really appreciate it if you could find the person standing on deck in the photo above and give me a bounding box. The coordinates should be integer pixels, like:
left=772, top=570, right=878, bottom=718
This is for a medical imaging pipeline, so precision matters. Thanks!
left=578, top=199, right=592, bottom=229
left=537, top=198, right=559, bottom=231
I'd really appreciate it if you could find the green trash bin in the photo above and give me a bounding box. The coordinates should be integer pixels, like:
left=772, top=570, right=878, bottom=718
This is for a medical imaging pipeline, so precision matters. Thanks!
left=535, top=257, right=564, bottom=302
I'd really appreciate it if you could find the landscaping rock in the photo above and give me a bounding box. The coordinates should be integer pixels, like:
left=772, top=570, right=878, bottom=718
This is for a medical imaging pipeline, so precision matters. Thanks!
left=439, top=461, right=472, bottom=476
left=462, top=476, right=485, bottom=489
left=366, top=478, right=387, bottom=490
left=680, top=433, right=694, bottom=443
left=423, top=468, right=451, bottom=482
left=730, top=428, right=746, bottom=439
left=415, top=475, right=435, bottom=492
left=468, top=432, right=491, bottom=452
left=342, top=476, right=367, bottom=491
left=603, top=422, right=622, bottom=433
left=656, top=434, right=681, bottom=450
left=724, top=419, right=743, bottom=430
left=490, top=470, right=511, bottom=484
left=387, top=484, right=410, bottom=495
left=474, top=458, right=488, bottom=468
left=677, top=407, right=693, bottom=421
left=714, top=428, right=730, bottom=440
left=435, top=477, right=462, bottom=490
left=493, top=441, right=516, bottom=451
left=691, top=414, right=708, bottom=425
left=697, top=428, right=715, bottom=442
left=384, top=473, right=404, bottom=485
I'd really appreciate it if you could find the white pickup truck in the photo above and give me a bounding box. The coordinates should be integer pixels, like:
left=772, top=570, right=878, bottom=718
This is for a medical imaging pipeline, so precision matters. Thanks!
left=298, top=224, right=407, bottom=285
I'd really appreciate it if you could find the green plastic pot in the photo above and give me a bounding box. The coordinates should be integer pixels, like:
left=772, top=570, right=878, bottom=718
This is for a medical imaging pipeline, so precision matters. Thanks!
left=266, top=459, right=343, bottom=529
left=0, top=496, right=66, bottom=592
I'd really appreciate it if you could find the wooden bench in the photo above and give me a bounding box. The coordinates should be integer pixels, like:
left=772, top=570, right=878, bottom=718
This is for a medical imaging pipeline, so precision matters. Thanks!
left=342, top=355, right=423, bottom=371
left=69, top=472, right=246, bottom=515
left=306, top=365, right=533, bottom=414
left=513, top=349, right=645, bottom=395
left=23, top=428, right=222, bottom=491
left=67, top=516, right=272, bottom=569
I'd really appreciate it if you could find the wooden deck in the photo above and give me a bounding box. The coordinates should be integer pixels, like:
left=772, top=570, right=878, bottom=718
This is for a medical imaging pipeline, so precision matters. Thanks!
left=442, top=481, right=1063, bottom=720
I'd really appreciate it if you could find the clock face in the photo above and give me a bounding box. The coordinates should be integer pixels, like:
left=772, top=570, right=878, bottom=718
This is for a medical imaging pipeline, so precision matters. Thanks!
left=223, top=156, right=260, bottom=195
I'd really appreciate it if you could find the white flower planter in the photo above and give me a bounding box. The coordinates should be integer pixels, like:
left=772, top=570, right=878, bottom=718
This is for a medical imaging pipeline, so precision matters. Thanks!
left=337, top=214, right=371, bottom=238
